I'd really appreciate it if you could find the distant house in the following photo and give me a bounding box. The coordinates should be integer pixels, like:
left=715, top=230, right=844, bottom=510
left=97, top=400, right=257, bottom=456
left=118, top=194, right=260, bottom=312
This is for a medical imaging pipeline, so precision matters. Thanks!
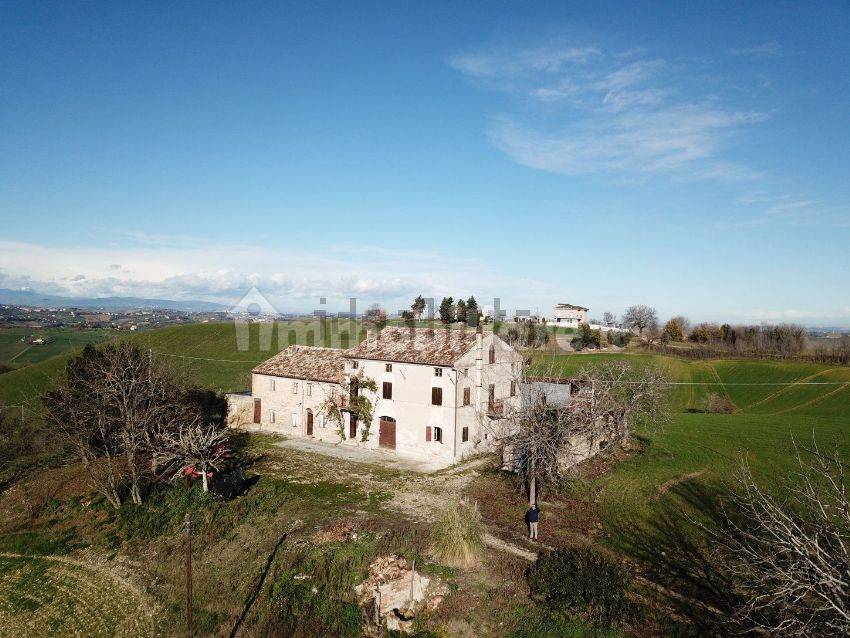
left=238, top=326, right=523, bottom=468
left=553, top=303, right=589, bottom=328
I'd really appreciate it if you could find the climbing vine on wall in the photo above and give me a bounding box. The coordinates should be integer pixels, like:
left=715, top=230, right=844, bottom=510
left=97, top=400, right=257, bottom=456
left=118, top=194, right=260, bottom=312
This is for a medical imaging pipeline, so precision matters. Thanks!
left=319, top=371, right=378, bottom=443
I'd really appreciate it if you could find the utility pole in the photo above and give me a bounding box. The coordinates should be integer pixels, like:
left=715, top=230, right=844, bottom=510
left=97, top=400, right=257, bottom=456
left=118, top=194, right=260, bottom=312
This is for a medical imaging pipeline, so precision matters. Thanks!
left=184, top=514, right=193, bottom=638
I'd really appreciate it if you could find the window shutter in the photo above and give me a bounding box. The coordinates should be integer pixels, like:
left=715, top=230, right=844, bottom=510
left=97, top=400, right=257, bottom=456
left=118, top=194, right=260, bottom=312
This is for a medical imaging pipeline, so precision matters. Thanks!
left=425, top=426, right=432, bottom=442
left=463, top=387, right=470, bottom=406
left=383, top=381, right=392, bottom=400
left=431, top=387, right=442, bottom=405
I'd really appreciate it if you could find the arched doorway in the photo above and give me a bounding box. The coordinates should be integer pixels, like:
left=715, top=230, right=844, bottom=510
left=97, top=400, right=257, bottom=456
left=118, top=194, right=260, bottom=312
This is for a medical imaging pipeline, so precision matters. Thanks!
left=306, top=409, right=314, bottom=436
left=379, top=416, right=396, bottom=450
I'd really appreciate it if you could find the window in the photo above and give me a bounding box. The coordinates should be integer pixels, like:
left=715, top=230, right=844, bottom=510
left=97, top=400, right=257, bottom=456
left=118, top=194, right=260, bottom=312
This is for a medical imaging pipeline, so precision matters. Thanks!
left=431, top=386, right=442, bottom=406
left=385, top=363, right=392, bottom=372
left=291, top=412, right=299, bottom=427
left=292, top=382, right=299, bottom=394
left=463, top=387, right=470, bottom=406
left=351, top=360, right=359, bottom=370
left=320, top=414, right=326, bottom=428
left=433, top=426, right=443, bottom=443
left=462, top=426, right=469, bottom=443
left=488, top=383, right=495, bottom=405
left=510, top=381, right=517, bottom=397
left=434, top=367, right=443, bottom=377
left=425, top=426, right=431, bottom=442
left=269, top=378, right=276, bottom=391
left=270, top=410, right=276, bottom=423
left=382, top=381, right=393, bottom=400
left=489, top=345, right=496, bottom=364
left=307, top=383, right=312, bottom=396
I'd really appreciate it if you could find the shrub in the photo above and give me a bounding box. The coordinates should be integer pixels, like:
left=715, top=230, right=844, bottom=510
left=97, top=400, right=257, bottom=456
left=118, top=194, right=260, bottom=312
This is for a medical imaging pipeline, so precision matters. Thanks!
left=429, top=500, right=484, bottom=568
left=704, top=392, right=737, bottom=414
left=573, top=324, right=602, bottom=350
left=689, top=323, right=722, bottom=343
left=527, top=547, right=632, bottom=628
left=661, top=318, right=687, bottom=343
left=606, top=331, right=631, bottom=348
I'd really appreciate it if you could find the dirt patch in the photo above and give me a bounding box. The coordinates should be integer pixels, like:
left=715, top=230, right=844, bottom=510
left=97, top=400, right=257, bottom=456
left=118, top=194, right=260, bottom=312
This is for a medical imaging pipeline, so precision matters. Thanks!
left=313, top=519, right=360, bottom=544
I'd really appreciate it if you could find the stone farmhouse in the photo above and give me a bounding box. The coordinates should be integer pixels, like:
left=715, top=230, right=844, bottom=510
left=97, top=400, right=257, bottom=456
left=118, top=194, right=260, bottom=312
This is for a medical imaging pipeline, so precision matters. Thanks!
left=234, top=326, right=524, bottom=468
left=553, top=303, right=588, bottom=327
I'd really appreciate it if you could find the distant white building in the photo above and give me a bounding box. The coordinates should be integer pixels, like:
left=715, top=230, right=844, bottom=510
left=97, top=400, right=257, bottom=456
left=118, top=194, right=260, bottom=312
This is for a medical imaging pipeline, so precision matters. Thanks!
left=553, top=303, right=588, bottom=328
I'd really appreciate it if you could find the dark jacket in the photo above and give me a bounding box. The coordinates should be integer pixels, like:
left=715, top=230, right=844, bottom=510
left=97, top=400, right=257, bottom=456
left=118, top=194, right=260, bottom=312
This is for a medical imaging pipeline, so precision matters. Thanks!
left=526, top=507, right=539, bottom=523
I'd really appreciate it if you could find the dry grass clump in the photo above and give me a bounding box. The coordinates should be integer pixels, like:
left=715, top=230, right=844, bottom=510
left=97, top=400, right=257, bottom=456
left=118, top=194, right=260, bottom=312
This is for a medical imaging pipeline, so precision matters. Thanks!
left=704, top=392, right=737, bottom=414
left=429, top=499, right=485, bottom=568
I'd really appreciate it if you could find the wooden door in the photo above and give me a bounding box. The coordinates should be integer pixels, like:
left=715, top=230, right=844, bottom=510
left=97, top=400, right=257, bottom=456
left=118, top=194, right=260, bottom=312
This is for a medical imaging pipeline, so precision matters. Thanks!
left=379, top=417, right=396, bottom=449
left=253, top=399, right=261, bottom=424
left=306, top=410, right=313, bottom=436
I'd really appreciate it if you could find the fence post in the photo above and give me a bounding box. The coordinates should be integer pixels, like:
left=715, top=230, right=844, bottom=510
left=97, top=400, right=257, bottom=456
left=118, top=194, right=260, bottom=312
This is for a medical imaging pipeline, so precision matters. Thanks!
left=184, top=514, right=193, bottom=638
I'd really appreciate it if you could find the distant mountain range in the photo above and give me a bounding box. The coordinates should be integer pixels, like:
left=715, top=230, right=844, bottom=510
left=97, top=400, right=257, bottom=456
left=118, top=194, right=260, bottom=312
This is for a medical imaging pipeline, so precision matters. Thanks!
left=0, top=288, right=228, bottom=312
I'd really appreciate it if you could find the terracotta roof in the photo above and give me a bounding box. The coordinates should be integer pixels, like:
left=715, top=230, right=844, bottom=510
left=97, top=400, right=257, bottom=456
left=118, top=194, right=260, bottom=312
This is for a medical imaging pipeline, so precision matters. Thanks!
left=252, top=345, right=345, bottom=384
left=343, top=327, right=478, bottom=367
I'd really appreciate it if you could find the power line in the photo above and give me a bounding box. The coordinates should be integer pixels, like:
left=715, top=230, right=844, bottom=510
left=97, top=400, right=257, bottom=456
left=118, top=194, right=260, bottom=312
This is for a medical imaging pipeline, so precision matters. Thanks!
left=148, top=351, right=850, bottom=387
left=151, top=351, right=259, bottom=364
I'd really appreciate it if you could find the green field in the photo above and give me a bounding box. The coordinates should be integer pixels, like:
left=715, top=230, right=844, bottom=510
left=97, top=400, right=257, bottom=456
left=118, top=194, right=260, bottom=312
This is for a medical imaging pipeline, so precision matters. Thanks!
left=0, top=321, right=363, bottom=408
left=530, top=351, right=850, bottom=552
left=0, top=327, right=114, bottom=368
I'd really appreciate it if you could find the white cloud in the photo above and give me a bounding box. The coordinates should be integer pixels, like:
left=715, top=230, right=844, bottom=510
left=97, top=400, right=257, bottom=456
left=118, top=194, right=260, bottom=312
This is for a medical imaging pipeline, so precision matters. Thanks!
left=728, top=41, right=782, bottom=58
left=452, top=42, right=768, bottom=181
left=0, top=238, right=560, bottom=313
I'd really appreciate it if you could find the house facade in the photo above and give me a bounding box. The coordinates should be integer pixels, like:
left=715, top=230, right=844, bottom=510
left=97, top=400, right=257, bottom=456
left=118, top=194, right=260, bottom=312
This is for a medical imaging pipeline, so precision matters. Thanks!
left=243, top=326, right=523, bottom=468
left=553, top=303, right=589, bottom=327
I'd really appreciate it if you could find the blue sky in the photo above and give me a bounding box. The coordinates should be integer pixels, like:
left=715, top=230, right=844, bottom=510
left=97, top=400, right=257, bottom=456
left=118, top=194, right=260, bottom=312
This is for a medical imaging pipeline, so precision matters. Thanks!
left=1, top=2, right=848, bottom=324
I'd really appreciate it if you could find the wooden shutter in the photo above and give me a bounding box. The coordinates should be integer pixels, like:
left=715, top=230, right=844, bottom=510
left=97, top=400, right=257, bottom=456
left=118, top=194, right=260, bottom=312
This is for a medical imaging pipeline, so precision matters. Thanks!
left=431, top=387, right=442, bottom=405
left=425, top=426, right=432, bottom=442
left=383, top=381, right=392, bottom=400
left=463, top=387, right=470, bottom=406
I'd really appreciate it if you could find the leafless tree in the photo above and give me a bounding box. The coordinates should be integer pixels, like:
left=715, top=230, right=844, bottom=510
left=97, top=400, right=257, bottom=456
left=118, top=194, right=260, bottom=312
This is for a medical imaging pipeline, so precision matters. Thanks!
left=603, top=311, right=616, bottom=327
left=156, top=418, right=230, bottom=492
left=44, top=377, right=125, bottom=508
left=622, top=305, right=658, bottom=336
left=574, top=360, right=670, bottom=442
left=499, top=359, right=669, bottom=507
left=42, top=343, right=221, bottom=507
left=707, top=441, right=850, bottom=636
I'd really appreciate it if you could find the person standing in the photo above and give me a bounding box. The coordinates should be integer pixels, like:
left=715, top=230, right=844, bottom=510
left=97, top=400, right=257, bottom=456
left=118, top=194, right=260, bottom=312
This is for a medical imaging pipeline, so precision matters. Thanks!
left=526, top=504, right=539, bottom=540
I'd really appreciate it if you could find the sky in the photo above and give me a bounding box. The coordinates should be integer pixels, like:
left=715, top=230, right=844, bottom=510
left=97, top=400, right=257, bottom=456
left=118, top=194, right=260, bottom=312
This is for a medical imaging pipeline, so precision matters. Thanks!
left=1, top=2, right=849, bottom=325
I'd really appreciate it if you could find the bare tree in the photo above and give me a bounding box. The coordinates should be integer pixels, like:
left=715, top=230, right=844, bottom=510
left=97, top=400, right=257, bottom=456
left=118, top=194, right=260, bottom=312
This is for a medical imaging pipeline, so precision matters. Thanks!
left=603, top=311, right=616, bottom=327
left=156, top=418, right=230, bottom=492
left=362, top=304, right=388, bottom=331
left=44, top=373, right=124, bottom=508
left=42, top=343, right=224, bottom=507
left=622, top=305, right=658, bottom=336
left=573, top=360, right=670, bottom=442
left=499, top=359, right=669, bottom=507
left=705, top=441, right=850, bottom=636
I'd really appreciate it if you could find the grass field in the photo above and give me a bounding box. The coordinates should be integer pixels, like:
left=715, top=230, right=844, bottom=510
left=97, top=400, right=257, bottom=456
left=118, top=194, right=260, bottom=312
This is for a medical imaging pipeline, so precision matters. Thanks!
left=0, top=320, right=363, bottom=408
left=529, top=351, right=850, bottom=552
left=0, top=327, right=114, bottom=368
